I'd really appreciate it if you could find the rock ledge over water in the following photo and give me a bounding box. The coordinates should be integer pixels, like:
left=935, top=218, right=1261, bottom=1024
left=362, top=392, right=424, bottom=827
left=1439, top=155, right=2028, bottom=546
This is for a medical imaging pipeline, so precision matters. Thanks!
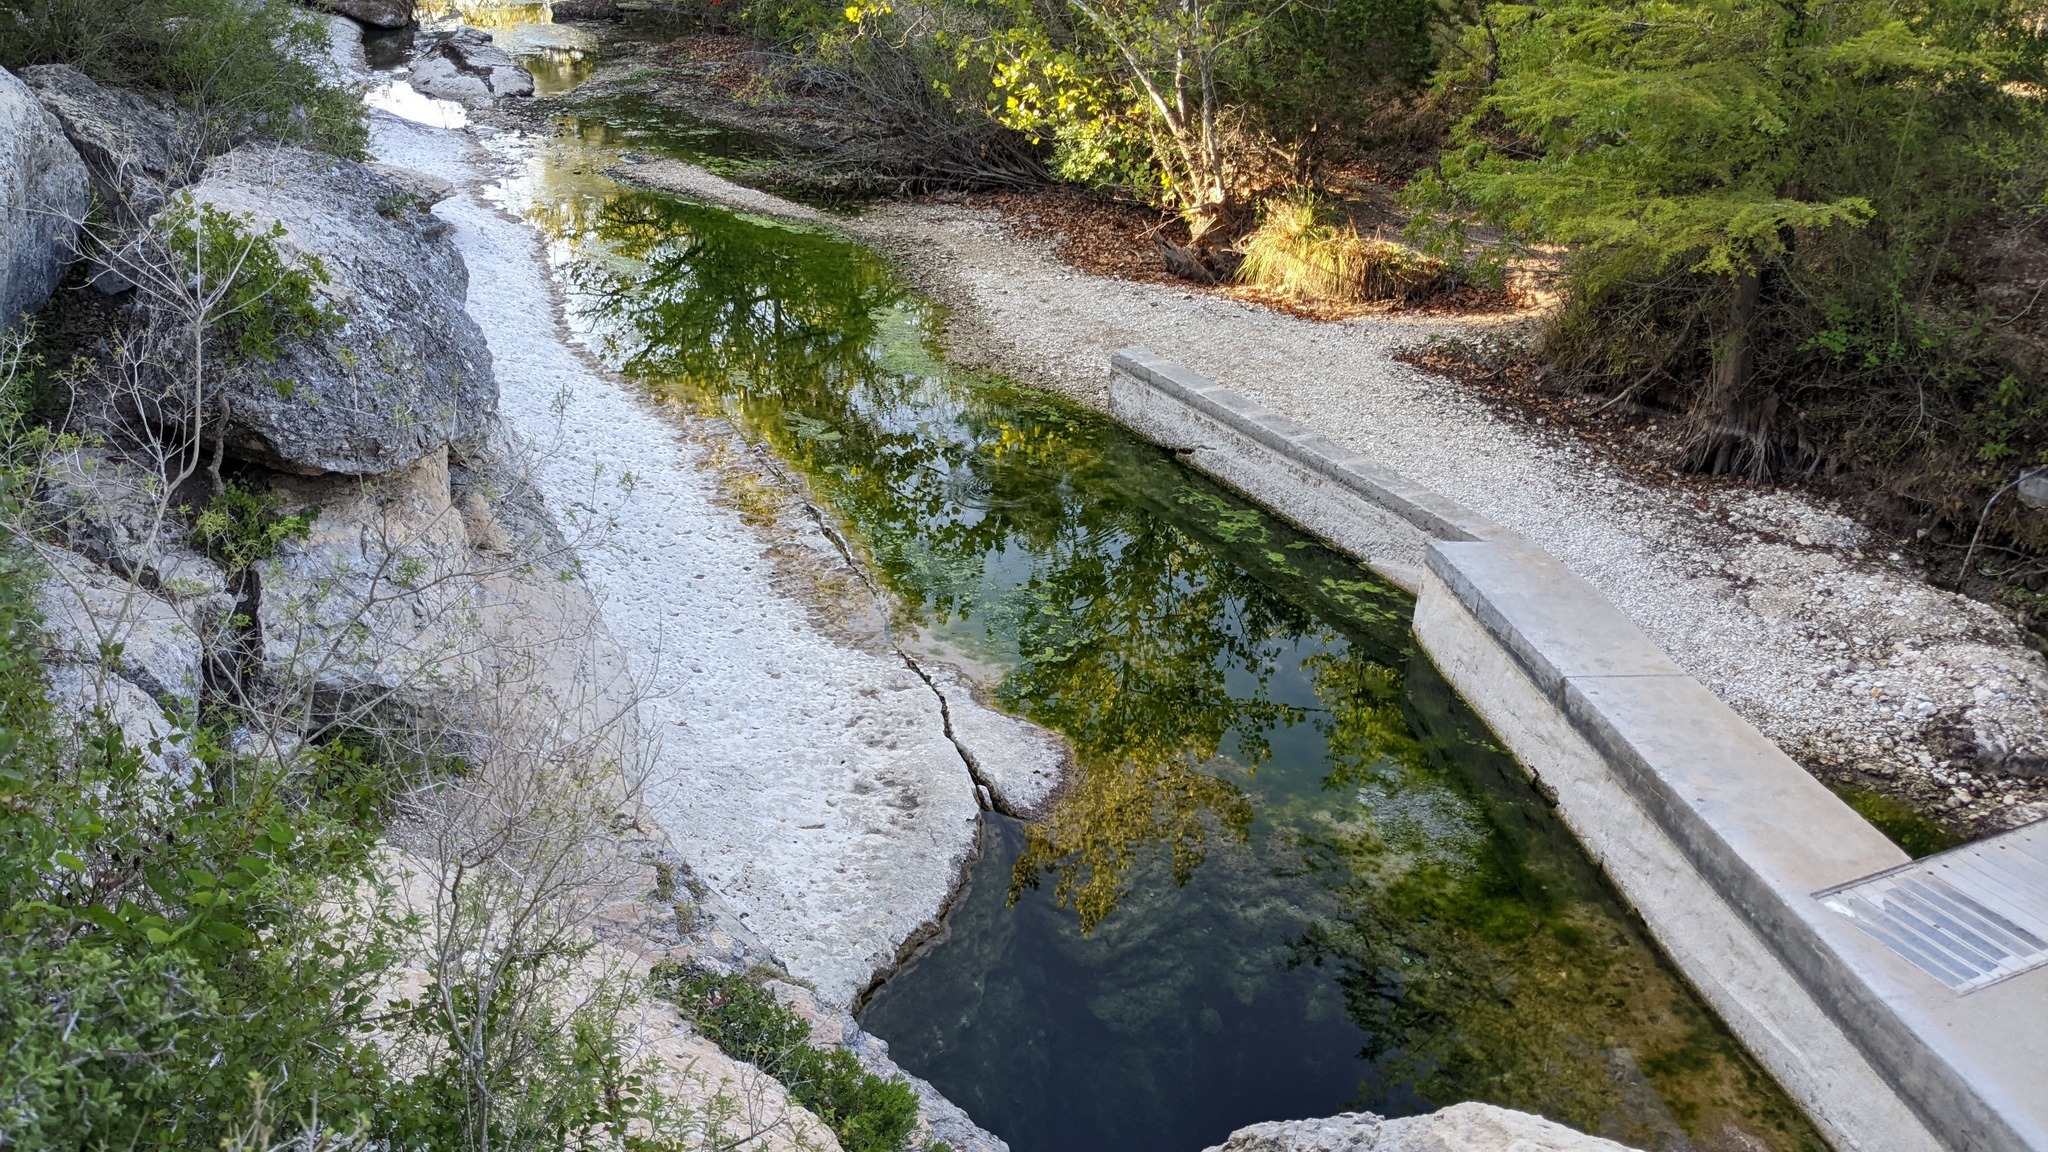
left=1206, top=1104, right=1637, bottom=1152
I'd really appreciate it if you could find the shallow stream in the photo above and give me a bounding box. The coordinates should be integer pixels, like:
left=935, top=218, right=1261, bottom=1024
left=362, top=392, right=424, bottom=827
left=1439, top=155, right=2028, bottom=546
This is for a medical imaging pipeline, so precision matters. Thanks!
left=416, top=24, right=1828, bottom=1152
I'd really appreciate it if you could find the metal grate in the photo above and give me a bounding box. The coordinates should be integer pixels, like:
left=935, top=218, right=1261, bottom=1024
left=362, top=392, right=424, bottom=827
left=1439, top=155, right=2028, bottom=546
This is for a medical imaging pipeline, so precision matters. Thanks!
left=1818, top=820, right=2048, bottom=994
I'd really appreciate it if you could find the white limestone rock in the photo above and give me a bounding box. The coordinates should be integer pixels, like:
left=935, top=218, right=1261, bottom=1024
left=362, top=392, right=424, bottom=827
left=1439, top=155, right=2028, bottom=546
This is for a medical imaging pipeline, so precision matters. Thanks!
left=159, top=142, right=498, bottom=475
left=1205, top=1104, right=1640, bottom=1152
left=0, top=65, right=88, bottom=327
left=410, top=28, right=535, bottom=106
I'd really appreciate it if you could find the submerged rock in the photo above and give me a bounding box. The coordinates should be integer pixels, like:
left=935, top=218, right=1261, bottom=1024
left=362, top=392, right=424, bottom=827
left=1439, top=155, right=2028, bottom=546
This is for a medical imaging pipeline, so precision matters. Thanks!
left=1205, top=1105, right=1639, bottom=1152
left=0, top=66, right=88, bottom=328
left=411, top=29, right=536, bottom=105
left=19, top=65, right=199, bottom=234
left=164, top=143, right=497, bottom=475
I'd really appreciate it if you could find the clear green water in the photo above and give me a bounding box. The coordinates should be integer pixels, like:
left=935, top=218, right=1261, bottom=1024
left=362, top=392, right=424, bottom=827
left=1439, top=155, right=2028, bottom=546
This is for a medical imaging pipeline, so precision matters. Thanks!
left=509, top=99, right=1826, bottom=1152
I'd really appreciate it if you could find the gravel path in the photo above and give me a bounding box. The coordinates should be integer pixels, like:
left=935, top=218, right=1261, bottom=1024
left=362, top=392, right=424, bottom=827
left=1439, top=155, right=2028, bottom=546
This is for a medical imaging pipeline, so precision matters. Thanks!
left=836, top=201, right=2048, bottom=833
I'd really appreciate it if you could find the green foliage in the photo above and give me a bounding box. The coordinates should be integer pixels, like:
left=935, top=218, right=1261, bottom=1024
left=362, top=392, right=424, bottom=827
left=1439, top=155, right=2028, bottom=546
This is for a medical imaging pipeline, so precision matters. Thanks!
left=1831, top=785, right=1963, bottom=858
left=0, top=611, right=398, bottom=1147
left=740, top=0, right=855, bottom=45
left=189, top=481, right=317, bottom=575
left=659, top=968, right=922, bottom=1152
left=0, top=0, right=366, bottom=157
left=158, top=198, right=338, bottom=364
left=742, top=0, right=1446, bottom=222
left=383, top=978, right=675, bottom=1152
left=1416, top=0, right=2048, bottom=568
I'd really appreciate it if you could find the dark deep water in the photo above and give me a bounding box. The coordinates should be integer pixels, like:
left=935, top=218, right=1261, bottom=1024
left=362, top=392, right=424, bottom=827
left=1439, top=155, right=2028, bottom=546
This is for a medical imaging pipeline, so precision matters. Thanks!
left=491, top=69, right=1829, bottom=1152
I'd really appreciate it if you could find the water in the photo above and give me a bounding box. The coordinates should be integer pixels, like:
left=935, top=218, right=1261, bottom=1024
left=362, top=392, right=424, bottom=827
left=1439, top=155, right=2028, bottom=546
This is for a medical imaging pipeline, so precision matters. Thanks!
left=474, top=44, right=1829, bottom=1152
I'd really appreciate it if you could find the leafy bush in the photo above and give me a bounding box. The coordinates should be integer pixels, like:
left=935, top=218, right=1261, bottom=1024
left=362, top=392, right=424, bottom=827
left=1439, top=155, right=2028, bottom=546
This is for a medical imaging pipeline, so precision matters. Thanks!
left=658, top=966, right=923, bottom=1152
left=1237, top=190, right=1446, bottom=303
left=189, top=481, right=318, bottom=576
left=960, top=0, right=1443, bottom=237
left=156, top=199, right=339, bottom=364
left=0, top=602, right=399, bottom=1148
left=382, top=977, right=673, bottom=1152
left=0, top=0, right=366, bottom=157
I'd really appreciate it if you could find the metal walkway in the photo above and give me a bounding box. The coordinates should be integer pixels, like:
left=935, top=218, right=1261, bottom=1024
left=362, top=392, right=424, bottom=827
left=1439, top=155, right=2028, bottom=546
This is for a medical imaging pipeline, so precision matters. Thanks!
left=1819, top=819, right=2048, bottom=994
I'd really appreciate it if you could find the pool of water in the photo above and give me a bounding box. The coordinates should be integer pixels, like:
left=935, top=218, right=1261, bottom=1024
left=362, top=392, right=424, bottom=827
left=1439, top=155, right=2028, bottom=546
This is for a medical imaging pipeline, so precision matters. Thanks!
left=474, top=57, right=1827, bottom=1152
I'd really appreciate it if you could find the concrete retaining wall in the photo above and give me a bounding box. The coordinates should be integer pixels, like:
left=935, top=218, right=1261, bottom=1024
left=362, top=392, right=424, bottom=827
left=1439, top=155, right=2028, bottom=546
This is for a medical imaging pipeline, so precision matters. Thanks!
left=1108, top=347, right=2048, bottom=1152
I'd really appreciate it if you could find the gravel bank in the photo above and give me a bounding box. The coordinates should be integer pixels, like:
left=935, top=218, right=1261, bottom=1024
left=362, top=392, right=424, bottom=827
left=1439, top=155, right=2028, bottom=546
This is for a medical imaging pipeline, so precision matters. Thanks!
left=839, top=199, right=2048, bottom=833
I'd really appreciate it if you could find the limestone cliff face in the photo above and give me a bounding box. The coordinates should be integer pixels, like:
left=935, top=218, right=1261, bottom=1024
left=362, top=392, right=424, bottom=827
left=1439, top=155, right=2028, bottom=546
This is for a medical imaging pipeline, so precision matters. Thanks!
left=0, top=66, right=87, bottom=328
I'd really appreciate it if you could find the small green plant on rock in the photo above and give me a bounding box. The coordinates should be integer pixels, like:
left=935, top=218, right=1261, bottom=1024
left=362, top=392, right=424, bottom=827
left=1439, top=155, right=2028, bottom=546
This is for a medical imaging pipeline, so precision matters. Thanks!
left=190, top=482, right=317, bottom=575
left=656, top=966, right=922, bottom=1152
left=0, top=0, right=367, bottom=157
left=157, top=199, right=339, bottom=365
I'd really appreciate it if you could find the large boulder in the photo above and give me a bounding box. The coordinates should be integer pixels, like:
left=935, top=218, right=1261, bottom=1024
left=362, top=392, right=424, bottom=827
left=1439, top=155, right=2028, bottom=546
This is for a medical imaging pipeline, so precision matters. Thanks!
left=160, top=143, right=497, bottom=475
left=0, top=66, right=89, bottom=328
left=1205, top=1105, right=1639, bottom=1152
left=302, top=0, right=416, bottom=29
left=19, top=65, right=199, bottom=233
left=410, top=29, right=536, bottom=105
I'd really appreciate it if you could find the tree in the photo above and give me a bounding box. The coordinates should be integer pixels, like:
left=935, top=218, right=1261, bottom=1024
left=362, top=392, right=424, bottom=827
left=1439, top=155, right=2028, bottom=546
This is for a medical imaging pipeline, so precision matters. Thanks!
left=1419, top=0, right=2048, bottom=475
left=964, top=0, right=1273, bottom=245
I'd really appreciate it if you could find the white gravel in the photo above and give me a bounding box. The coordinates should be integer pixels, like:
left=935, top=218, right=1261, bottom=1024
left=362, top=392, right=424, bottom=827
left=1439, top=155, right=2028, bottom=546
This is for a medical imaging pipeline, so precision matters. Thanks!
left=838, top=201, right=2048, bottom=832
left=369, top=112, right=1001, bottom=1006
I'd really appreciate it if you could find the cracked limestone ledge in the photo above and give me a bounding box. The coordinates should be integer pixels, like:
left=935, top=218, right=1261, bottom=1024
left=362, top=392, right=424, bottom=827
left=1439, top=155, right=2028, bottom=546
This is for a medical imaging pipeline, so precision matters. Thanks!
left=365, top=108, right=1068, bottom=1011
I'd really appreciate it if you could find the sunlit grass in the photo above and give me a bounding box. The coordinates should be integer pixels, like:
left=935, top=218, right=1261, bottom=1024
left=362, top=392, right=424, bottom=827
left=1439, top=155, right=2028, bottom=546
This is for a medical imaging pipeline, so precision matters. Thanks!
left=1235, top=190, right=1446, bottom=305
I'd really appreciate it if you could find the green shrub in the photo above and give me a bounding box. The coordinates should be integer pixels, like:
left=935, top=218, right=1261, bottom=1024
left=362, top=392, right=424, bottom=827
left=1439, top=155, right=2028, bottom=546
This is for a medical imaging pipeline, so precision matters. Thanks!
left=1413, top=0, right=2048, bottom=584
left=381, top=977, right=671, bottom=1152
left=658, top=967, right=922, bottom=1152
left=189, top=481, right=318, bottom=576
left=157, top=199, right=339, bottom=365
left=0, top=0, right=366, bottom=158
left=0, top=597, right=399, bottom=1148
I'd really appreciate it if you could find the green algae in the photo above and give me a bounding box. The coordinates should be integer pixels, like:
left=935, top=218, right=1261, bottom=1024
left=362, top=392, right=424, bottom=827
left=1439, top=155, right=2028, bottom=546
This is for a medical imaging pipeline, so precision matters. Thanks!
left=1832, top=785, right=1963, bottom=858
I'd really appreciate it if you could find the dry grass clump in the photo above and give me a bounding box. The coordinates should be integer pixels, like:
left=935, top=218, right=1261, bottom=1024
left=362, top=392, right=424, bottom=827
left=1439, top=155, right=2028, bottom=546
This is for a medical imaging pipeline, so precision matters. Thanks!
left=1236, top=191, right=1446, bottom=304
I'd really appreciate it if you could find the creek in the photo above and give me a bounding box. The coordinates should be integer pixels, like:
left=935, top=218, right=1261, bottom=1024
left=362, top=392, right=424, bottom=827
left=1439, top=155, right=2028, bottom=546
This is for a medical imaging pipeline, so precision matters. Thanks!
left=387, top=20, right=1827, bottom=1152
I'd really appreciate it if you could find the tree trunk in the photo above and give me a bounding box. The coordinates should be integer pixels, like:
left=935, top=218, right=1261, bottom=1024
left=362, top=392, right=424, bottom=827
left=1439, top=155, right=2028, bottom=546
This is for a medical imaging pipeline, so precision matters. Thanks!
left=1685, top=268, right=1779, bottom=478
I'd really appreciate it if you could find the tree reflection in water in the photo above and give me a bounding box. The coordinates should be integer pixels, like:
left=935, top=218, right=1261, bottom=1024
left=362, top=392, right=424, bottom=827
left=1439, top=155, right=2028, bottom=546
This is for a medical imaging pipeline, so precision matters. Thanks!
left=541, top=185, right=1823, bottom=1152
